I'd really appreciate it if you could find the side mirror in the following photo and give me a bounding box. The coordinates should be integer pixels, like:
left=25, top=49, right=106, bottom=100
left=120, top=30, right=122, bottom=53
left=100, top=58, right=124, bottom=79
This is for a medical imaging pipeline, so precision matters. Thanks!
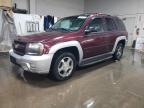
left=84, top=27, right=95, bottom=35
left=84, top=29, right=91, bottom=34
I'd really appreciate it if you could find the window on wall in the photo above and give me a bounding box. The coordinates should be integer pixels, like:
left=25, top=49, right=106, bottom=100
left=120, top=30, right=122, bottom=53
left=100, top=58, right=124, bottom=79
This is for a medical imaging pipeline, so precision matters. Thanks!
left=105, top=18, right=117, bottom=31
left=88, top=18, right=104, bottom=32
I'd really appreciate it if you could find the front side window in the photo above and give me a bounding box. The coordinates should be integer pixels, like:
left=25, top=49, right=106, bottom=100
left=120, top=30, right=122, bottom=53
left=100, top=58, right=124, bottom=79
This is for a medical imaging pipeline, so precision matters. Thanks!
left=87, top=18, right=104, bottom=32
left=51, top=16, right=87, bottom=31
left=105, top=18, right=117, bottom=31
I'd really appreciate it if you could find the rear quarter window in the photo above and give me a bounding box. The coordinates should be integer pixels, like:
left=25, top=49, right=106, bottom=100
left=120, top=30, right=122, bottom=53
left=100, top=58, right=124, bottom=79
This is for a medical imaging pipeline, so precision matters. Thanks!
left=105, top=18, right=118, bottom=31
left=115, top=18, right=126, bottom=31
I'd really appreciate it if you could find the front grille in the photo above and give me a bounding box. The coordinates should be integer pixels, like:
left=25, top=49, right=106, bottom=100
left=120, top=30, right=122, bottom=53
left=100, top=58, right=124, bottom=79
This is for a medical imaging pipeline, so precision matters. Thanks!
left=13, top=40, right=27, bottom=56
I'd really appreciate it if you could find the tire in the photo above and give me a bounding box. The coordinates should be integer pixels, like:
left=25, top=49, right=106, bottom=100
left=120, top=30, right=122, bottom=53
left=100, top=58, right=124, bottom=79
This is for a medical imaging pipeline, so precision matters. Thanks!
left=51, top=52, right=76, bottom=81
left=113, top=43, right=124, bottom=60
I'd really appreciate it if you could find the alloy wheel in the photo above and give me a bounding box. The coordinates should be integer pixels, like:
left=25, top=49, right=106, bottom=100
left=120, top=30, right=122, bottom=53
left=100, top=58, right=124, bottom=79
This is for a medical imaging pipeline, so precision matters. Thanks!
left=58, top=57, right=74, bottom=78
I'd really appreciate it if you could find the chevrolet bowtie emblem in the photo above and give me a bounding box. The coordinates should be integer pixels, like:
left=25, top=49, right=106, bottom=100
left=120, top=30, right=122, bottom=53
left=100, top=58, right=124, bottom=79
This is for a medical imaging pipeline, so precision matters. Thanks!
left=15, top=44, right=19, bottom=49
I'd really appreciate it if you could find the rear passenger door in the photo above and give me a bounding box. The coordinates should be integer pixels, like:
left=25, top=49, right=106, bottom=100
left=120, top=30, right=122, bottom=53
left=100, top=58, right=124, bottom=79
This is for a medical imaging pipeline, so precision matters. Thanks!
left=104, top=17, right=118, bottom=52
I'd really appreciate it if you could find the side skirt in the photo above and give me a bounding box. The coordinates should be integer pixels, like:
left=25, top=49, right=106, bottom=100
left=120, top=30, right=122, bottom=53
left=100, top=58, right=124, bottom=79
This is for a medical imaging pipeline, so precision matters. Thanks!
left=79, top=52, right=113, bottom=67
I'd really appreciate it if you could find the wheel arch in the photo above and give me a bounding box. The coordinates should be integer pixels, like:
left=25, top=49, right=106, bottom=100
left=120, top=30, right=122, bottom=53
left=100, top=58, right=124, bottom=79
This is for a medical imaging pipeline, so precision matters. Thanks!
left=118, top=40, right=126, bottom=47
left=52, top=46, right=80, bottom=63
left=112, top=36, right=127, bottom=53
left=49, top=41, right=83, bottom=64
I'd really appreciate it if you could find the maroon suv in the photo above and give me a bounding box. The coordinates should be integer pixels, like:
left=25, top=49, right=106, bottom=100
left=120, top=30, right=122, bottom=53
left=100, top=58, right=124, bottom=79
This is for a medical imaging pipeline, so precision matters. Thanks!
left=9, top=13, right=128, bottom=80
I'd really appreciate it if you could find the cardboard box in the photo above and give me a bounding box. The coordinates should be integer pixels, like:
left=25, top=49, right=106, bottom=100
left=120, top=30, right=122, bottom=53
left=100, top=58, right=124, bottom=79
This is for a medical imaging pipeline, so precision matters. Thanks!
left=0, top=0, right=12, bottom=8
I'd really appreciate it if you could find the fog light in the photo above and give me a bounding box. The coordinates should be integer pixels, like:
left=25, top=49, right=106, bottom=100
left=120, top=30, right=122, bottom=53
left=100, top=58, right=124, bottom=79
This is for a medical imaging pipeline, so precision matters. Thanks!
left=22, top=63, right=30, bottom=71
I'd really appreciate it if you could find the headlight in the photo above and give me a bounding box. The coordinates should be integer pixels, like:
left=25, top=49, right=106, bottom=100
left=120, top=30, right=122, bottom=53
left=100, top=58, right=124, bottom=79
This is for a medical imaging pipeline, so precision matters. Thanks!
left=26, top=43, right=44, bottom=55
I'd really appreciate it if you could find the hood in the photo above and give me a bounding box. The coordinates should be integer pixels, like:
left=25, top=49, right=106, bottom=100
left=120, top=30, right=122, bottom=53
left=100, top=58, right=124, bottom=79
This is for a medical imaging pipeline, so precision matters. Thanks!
left=16, top=31, right=68, bottom=43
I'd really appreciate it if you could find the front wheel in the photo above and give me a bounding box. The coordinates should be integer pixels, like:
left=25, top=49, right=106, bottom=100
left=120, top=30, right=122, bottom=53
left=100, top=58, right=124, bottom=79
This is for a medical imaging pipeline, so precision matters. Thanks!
left=51, top=52, right=76, bottom=81
left=113, top=43, right=124, bottom=60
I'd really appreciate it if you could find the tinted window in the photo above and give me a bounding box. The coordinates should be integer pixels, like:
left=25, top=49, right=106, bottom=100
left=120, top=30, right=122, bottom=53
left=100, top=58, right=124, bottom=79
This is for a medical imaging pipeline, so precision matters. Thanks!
left=115, top=18, right=126, bottom=31
left=87, top=18, right=104, bottom=32
left=52, top=16, right=87, bottom=31
left=105, top=18, right=117, bottom=31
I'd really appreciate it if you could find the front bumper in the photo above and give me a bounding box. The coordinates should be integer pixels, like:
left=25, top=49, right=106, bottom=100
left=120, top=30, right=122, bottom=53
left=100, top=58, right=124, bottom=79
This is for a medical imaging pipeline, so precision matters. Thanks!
left=9, top=50, right=53, bottom=74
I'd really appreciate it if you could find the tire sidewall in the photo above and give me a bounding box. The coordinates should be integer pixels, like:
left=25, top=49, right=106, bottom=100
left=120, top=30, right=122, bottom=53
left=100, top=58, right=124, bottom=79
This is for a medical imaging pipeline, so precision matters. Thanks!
left=113, top=43, right=124, bottom=60
left=52, top=52, right=76, bottom=81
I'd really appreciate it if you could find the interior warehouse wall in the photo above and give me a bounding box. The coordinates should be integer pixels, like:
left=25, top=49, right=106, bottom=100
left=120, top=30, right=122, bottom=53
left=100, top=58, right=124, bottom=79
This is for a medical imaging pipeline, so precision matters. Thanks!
left=35, top=0, right=84, bottom=17
left=84, top=0, right=144, bottom=15
left=13, top=0, right=84, bottom=17
left=13, top=0, right=29, bottom=11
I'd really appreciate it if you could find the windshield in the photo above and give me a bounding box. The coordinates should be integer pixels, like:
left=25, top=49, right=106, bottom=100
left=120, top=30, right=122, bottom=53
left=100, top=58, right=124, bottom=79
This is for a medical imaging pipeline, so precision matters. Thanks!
left=51, top=16, right=87, bottom=31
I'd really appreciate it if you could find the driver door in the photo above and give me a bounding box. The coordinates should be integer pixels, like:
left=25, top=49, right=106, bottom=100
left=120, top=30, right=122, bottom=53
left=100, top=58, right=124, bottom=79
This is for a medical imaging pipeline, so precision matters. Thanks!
left=81, top=17, right=110, bottom=58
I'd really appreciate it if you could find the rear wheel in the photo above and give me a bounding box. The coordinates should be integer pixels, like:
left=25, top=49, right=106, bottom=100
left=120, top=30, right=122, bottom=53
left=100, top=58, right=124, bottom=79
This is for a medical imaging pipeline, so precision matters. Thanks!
left=51, top=52, right=76, bottom=81
left=113, top=43, right=124, bottom=60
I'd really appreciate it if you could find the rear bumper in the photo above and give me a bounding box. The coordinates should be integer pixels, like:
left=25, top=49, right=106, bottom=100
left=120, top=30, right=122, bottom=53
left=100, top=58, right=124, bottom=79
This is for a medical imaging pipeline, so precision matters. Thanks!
left=9, top=50, right=53, bottom=74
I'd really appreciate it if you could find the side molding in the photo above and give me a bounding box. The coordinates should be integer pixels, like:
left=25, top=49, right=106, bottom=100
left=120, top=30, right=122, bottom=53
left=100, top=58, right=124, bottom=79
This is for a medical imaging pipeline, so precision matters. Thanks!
left=112, top=36, right=127, bottom=53
left=49, top=41, right=84, bottom=63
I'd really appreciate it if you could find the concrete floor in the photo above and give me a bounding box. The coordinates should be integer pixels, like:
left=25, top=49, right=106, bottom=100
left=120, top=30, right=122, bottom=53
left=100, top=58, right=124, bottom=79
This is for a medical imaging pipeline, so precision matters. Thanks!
left=0, top=49, right=144, bottom=108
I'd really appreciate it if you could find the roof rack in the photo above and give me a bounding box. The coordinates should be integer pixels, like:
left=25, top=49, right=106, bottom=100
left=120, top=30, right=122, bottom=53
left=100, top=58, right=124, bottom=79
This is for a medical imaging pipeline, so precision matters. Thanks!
left=84, top=13, right=111, bottom=16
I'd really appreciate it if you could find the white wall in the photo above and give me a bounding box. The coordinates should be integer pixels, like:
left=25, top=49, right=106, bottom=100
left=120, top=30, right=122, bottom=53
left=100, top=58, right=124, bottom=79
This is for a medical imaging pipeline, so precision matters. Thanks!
left=13, top=0, right=84, bottom=17
left=85, top=0, right=144, bottom=16
left=35, top=0, right=84, bottom=17
left=13, top=0, right=29, bottom=11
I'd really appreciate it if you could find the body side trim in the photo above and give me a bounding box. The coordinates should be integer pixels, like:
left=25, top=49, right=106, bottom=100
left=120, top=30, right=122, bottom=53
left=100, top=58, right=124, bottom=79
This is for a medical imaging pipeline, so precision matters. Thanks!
left=48, top=41, right=84, bottom=63
left=81, top=52, right=113, bottom=61
left=80, top=56, right=112, bottom=67
left=112, top=36, right=127, bottom=53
